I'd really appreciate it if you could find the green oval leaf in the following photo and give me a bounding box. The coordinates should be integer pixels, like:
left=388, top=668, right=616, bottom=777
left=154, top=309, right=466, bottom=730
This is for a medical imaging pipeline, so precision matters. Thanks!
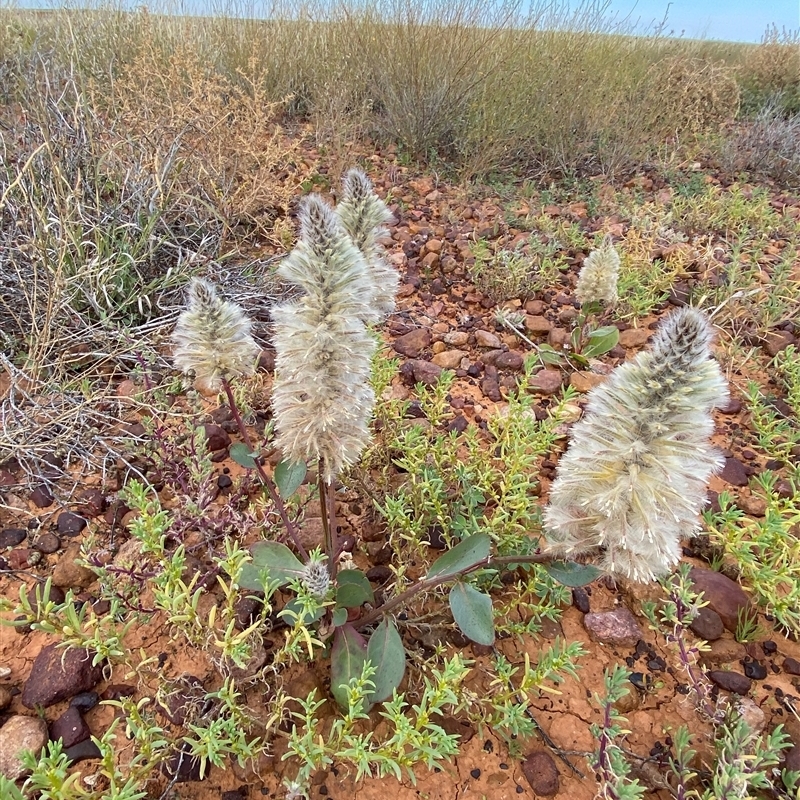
left=335, top=570, right=374, bottom=608
left=449, top=581, right=495, bottom=646
left=330, top=624, right=368, bottom=710
left=537, top=345, right=565, bottom=366
left=239, top=541, right=305, bottom=590
left=581, top=325, right=619, bottom=358
left=274, top=459, right=307, bottom=499
left=332, top=607, right=348, bottom=627
left=366, top=620, right=406, bottom=703
left=426, top=533, right=491, bottom=581
left=229, top=442, right=258, bottom=468
left=544, top=560, right=602, bottom=587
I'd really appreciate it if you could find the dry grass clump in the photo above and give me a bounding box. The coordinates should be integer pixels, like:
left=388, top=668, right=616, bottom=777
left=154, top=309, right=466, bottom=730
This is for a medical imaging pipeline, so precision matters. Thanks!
left=643, top=56, right=740, bottom=141
left=720, top=106, right=800, bottom=187
left=738, top=26, right=800, bottom=116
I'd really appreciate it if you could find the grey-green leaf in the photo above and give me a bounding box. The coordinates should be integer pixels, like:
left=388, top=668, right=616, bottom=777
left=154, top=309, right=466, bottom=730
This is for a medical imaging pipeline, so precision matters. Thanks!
left=229, top=442, right=257, bottom=468
left=366, top=620, right=406, bottom=703
left=239, top=541, right=304, bottom=590
left=335, top=569, right=374, bottom=608
left=544, top=560, right=602, bottom=587
left=426, top=533, right=491, bottom=580
left=332, top=607, right=348, bottom=628
left=581, top=325, right=619, bottom=358
left=449, top=581, right=495, bottom=646
left=330, top=624, right=368, bottom=710
left=274, top=459, right=307, bottom=499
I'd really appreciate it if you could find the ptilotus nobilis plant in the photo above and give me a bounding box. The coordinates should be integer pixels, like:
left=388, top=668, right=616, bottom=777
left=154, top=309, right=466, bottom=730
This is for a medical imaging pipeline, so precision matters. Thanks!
left=172, top=277, right=260, bottom=393
left=271, top=194, right=378, bottom=482
left=575, top=233, right=620, bottom=307
left=544, top=307, right=730, bottom=582
left=335, top=167, right=398, bottom=321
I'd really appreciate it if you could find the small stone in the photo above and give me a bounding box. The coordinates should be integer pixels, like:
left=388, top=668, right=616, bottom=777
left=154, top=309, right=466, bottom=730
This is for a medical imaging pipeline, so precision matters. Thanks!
left=77, top=489, right=107, bottom=517
left=444, top=331, right=470, bottom=347
left=233, top=596, right=263, bottom=631
left=7, top=548, right=40, bottom=569
left=0, top=715, right=48, bottom=780
left=432, top=350, right=467, bottom=370
left=32, top=533, right=61, bottom=554
left=708, top=670, right=752, bottom=695
left=703, top=639, right=747, bottom=667
left=524, top=316, right=552, bottom=335
left=719, top=397, right=743, bottom=414
left=619, top=328, right=650, bottom=348
left=30, top=484, right=55, bottom=508
left=528, top=370, right=563, bottom=395
left=480, top=377, right=502, bottom=402
left=737, top=494, right=767, bottom=516
left=474, top=330, right=502, bottom=349
left=70, top=691, right=100, bottom=712
left=393, top=329, right=431, bottom=358
left=572, top=587, right=590, bottom=614
left=52, top=543, right=96, bottom=589
left=410, top=359, right=443, bottom=385
left=737, top=697, right=766, bottom=734
left=783, top=657, right=800, bottom=675
left=569, top=371, right=606, bottom=393
left=365, top=565, right=392, bottom=583
left=0, top=528, right=26, bottom=548
left=689, top=607, right=724, bottom=641
left=63, top=739, right=102, bottom=764
left=719, top=457, right=749, bottom=487
left=521, top=750, right=559, bottom=796
left=56, top=511, right=87, bottom=537
left=50, top=706, right=91, bottom=749
left=0, top=686, right=11, bottom=710
left=743, top=659, right=767, bottom=680
left=584, top=608, right=643, bottom=647
left=762, top=330, right=794, bottom=357
left=495, top=351, right=524, bottom=371
left=202, top=424, right=231, bottom=452
left=21, top=643, right=104, bottom=708
left=690, top=566, right=753, bottom=633
left=785, top=745, right=800, bottom=782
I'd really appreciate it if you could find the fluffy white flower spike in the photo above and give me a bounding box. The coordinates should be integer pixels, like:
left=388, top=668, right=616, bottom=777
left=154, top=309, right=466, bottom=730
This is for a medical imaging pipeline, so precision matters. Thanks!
left=172, top=277, right=260, bottom=393
left=336, top=168, right=398, bottom=320
left=575, top=234, right=620, bottom=306
left=278, top=194, right=379, bottom=325
left=543, top=307, right=730, bottom=582
left=272, top=194, right=377, bottom=482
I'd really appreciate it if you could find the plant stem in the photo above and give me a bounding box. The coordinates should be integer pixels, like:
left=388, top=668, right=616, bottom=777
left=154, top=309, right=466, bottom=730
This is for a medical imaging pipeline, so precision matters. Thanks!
left=221, top=378, right=308, bottom=561
left=318, top=461, right=338, bottom=578
left=356, top=553, right=549, bottom=630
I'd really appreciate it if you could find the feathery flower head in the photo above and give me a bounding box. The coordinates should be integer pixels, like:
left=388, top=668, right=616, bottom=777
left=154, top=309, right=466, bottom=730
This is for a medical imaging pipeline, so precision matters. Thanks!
left=272, top=192, right=377, bottom=483
left=278, top=194, right=379, bottom=324
left=543, top=307, right=729, bottom=583
left=336, top=168, right=398, bottom=320
left=301, top=554, right=331, bottom=598
left=172, top=277, right=260, bottom=393
left=575, top=234, right=620, bottom=306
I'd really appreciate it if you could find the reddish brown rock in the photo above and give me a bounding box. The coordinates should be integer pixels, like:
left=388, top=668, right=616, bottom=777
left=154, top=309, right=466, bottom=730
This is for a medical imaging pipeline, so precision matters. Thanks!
left=690, top=566, right=753, bottom=632
left=410, top=359, right=443, bottom=385
left=474, top=330, right=502, bottom=349
left=432, top=350, right=467, bottom=370
left=22, top=643, right=104, bottom=708
left=570, top=371, right=607, bottom=393
left=524, top=315, right=552, bottom=335
left=762, top=330, right=794, bottom=357
left=529, top=370, right=563, bottom=395
left=689, top=606, right=725, bottom=641
left=719, top=457, right=749, bottom=487
left=521, top=750, right=559, bottom=796
left=584, top=608, right=643, bottom=647
left=708, top=670, right=751, bottom=695
left=393, top=328, right=432, bottom=358
left=50, top=707, right=91, bottom=749
left=619, top=328, right=650, bottom=348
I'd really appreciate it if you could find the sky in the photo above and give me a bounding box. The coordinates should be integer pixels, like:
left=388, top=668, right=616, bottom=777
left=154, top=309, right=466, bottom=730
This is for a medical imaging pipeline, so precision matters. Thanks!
left=6, top=0, right=800, bottom=43
left=599, top=0, right=799, bottom=42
